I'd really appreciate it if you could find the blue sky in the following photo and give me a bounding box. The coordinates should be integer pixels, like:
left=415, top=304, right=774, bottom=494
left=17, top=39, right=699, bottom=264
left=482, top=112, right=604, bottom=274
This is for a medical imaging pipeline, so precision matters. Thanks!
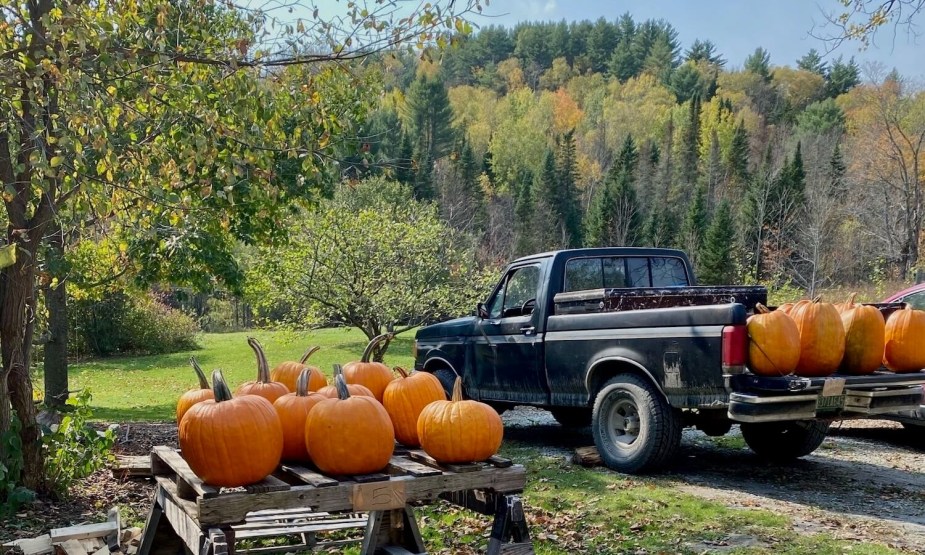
left=469, top=0, right=924, bottom=79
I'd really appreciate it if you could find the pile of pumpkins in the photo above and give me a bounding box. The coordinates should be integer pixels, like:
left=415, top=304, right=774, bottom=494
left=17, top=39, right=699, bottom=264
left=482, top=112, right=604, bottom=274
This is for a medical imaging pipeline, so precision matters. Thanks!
left=747, top=296, right=925, bottom=377
left=175, top=334, right=503, bottom=488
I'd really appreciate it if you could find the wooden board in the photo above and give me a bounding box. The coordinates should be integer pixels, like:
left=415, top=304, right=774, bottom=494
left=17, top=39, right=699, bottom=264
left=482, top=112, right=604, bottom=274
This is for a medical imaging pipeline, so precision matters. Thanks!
left=112, top=455, right=152, bottom=478
left=151, top=446, right=219, bottom=499
left=2, top=534, right=53, bottom=555
left=50, top=522, right=118, bottom=543
left=407, top=450, right=482, bottom=473
left=279, top=465, right=338, bottom=487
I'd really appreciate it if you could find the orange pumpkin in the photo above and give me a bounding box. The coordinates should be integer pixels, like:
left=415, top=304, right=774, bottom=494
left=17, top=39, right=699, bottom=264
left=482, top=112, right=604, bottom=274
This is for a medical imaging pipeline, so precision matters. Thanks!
left=305, top=373, right=395, bottom=475
left=180, top=370, right=283, bottom=487
left=271, top=346, right=328, bottom=392
left=273, top=368, right=327, bottom=462
left=236, top=338, right=290, bottom=404
left=382, top=367, right=446, bottom=447
left=777, top=302, right=795, bottom=315
left=840, top=296, right=886, bottom=375
left=342, top=334, right=396, bottom=401
left=746, top=304, right=800, bottom=376
left=834, top=293, right=858, bottom=314
left=317, top=365, right=375, bottom=398
left=789, top=298, right=845, bottom=377
left=417, top=377, right=503, bottom=464
left=176, top=357, right=215, bottom=423
left=883, top=307, right=925, bottom=372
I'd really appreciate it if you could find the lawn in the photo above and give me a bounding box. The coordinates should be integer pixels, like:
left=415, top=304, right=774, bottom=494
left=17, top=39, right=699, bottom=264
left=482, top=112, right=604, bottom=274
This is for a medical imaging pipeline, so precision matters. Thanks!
left=66, top=329, right=416, bottom=421
left=56, top=330, right=908, bottom=555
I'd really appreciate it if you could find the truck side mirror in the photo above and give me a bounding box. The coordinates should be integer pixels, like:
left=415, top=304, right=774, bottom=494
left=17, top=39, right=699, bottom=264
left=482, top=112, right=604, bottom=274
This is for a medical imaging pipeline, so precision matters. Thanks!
left=476, top=302, right=489, bottom=319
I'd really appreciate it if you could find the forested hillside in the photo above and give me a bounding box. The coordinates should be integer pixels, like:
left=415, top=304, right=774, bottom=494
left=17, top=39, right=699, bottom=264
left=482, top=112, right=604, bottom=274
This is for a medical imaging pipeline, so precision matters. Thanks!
left=347, top=15, right=925, bottom=291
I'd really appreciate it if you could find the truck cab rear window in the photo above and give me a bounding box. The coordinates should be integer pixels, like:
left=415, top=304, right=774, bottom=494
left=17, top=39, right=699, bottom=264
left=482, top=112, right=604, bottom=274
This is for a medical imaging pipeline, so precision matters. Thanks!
left=564, top=256, right=689, bottom=291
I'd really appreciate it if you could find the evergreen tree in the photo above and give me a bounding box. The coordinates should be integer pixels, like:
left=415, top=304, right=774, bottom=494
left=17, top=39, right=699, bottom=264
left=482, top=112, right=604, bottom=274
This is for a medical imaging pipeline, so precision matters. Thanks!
left=699, top=201, right=737, bottom=284
left=826, top=142, right=847, bottom=196
left=797, top=48, right=827, bottom=75
left=588, top=17, right=620, bottom=73
left=395, top=133, right=415, bottom=186
left=533, top=150, right=565, bottom=250
left=643, top=205, right=678, bottom=248
left=726, top=120, right=750, bottom=187
left=744, top=47, right=771, bottom=81
left=412, top=143, right=434, bottom=200
left=682, top=183, right=709, bottom=265
left=796, top=99, right=846, bottom=135
left=482, top=145, right=496, bottom=185
left=642, top=35, right=676, bottom=84
left=825, top=56, right=861, bottom=97
left=670, top=62, right=702, bottom=103
left=609, top=38, right=637, bottom=81
left=586, top=135, right=641, bottom=247
left=554, top=132, right=584, bottom=247
left=685, top=39, right=726, bottom=67
left=705, top=130, right=723, bottom=208
left=514, top=169, right=536, bottom=256
left=456, top=140, right=486, bottom=231
left=681, top=95, right=702, bottom=188
left=405, top=73, right=456, bottom=176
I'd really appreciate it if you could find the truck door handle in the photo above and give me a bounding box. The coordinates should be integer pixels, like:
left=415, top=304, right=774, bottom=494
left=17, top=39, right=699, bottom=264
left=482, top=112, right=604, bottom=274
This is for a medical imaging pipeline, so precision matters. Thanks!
left=520, top=325, right=535, bottom=335
left=486, top=319, right=501, bottom=326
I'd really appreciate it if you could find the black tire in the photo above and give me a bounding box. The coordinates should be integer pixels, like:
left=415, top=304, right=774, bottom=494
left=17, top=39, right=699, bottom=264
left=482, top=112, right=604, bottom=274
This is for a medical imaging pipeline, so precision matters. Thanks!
left=740, top=420, right=830, bottom=461
left=432, top=367, right=458, bottom=399
left=901, top=422, right=923, bottom=432
left=550, top=407, right=592, bottom=428
left=591, top=375, right=681, bottom=473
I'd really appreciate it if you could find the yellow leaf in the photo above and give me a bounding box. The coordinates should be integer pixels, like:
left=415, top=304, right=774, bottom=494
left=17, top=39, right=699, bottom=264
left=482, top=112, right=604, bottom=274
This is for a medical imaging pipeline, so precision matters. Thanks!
left=50, top=156, right=63, bottom=167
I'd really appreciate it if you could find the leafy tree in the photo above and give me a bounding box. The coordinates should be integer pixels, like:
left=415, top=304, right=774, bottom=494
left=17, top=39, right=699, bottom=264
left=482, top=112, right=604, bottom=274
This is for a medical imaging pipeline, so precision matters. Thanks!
left=698, top=201, right=737, bottom=284
left=0, top=0, right=478, bottom=495
left=685, top=39, right=726, bottom=67
left=681, top=95, right=702, bottom=187
left=815, top=0, right=925, bottom=48
left=249, top=178, right=486, bottom=354
left=797, top=49, right=828, bottom=75
left=744, top=47, right=772, bottom=81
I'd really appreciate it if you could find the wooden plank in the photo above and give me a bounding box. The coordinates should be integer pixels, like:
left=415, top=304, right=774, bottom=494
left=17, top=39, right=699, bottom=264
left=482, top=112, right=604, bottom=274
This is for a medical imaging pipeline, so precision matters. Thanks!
left=112, top=455, right=152, bottom=478
left=149, top=447, right=173, bottom=477
left=152, top=447, right=219, bottom=499
left=105, top=507, right=121, bottom=552
left=406, top=450, right=482, bottom=473
left=197, top=465, right=526, bottom=526
left=233, top=520, right=368, bottom=539
left=154, top=478, right=204, bottom=555
left=50, top=523, right=118, bottom=543
left=234, top=517, right=365, bottom=532
left=2, top=534, right=53, bottom=555
left=77, top=539, right=101, bottom=553
left=56, top=539, right=86, bottom=555
left=244, top=475, right=290, bottom=494
left=243, top=510, right=332, bottom=523
left=280, top=464, right=338, bottom=487
left=487, top=455, right=513, bottom=468
left=237, top=538, right=359, bottom=555
left=350, top=472, right=390, bottom=484
left=352, top=481, right=407, bottom=512
left=387, top=457, right=441, bottom=478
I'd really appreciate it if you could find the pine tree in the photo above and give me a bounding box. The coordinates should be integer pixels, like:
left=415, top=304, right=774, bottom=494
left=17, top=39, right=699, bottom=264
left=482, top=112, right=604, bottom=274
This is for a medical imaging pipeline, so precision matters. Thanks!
left=533, top=150, right=563, bottom=251
left=726, top=120, right=750, bottom=188
left=554, top=132, right=583, bottom=247
left=514, top=169, right=536, bottom=256
left=681, top=94, right=702, bottom=188
left=405, top=73, right=456, bottom=187
left=412, top=143, right=434, bottom=200
left=825, top=56, right=860, bottom=97
left=698, top=201, right=737, bottom=284
left=826, top=142, right=847, bottom=196
left=744, top=47, right=771, bottom=81
left=456, top=140, right=486, bottom=231
left=797, top=48, right=827, bottom=75
left=395, top=133, right=415, bottom=186
left=685, top=39, right=725, bottom=67
left=706, top=129, right=723, bottom=207
left=643, top=205, right=678, bottom=248
left=682, top=183, right=708, bottom=265
left=586, top=135, right=641, bottom=247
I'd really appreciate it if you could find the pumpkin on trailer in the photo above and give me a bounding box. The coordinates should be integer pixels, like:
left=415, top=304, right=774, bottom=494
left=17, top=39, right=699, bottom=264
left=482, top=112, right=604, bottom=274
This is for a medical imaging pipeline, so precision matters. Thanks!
left=179, top=370, right=283, bottom=487
left=840, top=296, right=886, bottom=375
left=236, top=338, right=290, bottom=404
left=273, top=368, right=327, bottom=462
left=342, top=333, right=395, bottom=401
left=789, top=298, right=846, bottom=377
left=317, top=365, right=375, bottom=398
left=382, top=367, right=446, bottom=447
left=883, top=307, right=925, bottom=373
left=305, top=370, right=395, bottom=475
left=176, top=357, right=215, bottom=423
left=746, top=304, right=800, bottom=376
left=270, top=346, right=327, bottom=393
left=417, top=377, right=503, bottom=464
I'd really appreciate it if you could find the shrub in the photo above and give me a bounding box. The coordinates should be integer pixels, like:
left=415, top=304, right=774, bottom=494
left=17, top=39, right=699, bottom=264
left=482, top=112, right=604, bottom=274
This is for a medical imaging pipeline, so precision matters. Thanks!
left=70, top=291, right=200, bottom=357
left=42, top=391, right=115, bottom=497
left=0, top=412, right=36, bottom=517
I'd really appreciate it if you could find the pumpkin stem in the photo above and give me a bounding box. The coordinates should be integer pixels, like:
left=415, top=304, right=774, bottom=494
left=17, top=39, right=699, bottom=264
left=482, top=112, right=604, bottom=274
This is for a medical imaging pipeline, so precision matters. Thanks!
left=334, top=371, right=350, bottom=400
left=247, top=337, right=271, bottom=383
left=755, top=303, right=770, bottom=314
left=296, top=368, right=312, bottom=397
left=332, top=363, right=343, bottom=379
left=299, top=346, right=320, bottom=365
left=189, top=357, right=210, bottom=390
left=394, top=366, right=410, bottom=379
left=451, top=376, right=464, bottom=402
left=812, top=295, right=823, bottom=303
left=212, top=370, right=233, bottom=402
left=846, top=292, right=858, bottom=308
left=361, top=333, right=393, bottom=363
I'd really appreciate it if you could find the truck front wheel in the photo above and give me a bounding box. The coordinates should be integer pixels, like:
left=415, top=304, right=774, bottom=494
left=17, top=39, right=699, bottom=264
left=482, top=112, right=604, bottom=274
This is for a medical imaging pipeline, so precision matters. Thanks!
left=740, top=420, right=829, bottom=461
left=591, top=375, right=681, bottom=473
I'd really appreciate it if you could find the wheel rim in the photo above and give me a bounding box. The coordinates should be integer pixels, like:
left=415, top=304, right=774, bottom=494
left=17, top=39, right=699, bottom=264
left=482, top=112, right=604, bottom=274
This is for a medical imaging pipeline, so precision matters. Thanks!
left=606, top=396, right=641, bottom=448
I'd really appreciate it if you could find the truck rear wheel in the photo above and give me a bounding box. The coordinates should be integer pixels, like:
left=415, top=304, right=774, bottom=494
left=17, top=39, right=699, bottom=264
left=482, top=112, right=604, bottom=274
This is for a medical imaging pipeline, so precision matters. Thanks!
left=740, top=420, right=829, bottom=461
left=591, top=375, right=681, bottom=473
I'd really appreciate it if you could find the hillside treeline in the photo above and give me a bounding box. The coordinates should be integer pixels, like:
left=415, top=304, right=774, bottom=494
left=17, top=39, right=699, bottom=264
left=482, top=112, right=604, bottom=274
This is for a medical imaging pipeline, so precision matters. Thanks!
left=347, top=15, right=925, bottom=291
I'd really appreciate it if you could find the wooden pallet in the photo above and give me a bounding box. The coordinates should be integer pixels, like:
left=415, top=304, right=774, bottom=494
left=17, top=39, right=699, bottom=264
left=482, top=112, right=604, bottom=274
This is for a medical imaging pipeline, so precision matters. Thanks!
left=140, top=446, right=533, bottom=555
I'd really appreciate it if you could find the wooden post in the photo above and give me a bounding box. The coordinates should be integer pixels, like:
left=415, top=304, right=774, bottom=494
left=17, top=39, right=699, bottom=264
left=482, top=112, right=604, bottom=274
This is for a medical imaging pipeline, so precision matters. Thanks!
left=486, top=496, right=533, bottom=555
left=360, top=507, right=425, bottom=555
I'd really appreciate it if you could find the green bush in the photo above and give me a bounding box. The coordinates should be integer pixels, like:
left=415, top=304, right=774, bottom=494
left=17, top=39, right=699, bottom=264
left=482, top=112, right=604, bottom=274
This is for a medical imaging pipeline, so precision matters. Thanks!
left=70, top=291, right=200, bottom=357
left=0, top=412, right=36, bottom=517
left=43, top=391, right=115, bottom=497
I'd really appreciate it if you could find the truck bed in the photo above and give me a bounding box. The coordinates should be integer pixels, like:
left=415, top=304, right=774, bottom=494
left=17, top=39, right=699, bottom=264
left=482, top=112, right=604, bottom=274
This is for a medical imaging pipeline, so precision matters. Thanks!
left=554, top=286, right=768, bottom=315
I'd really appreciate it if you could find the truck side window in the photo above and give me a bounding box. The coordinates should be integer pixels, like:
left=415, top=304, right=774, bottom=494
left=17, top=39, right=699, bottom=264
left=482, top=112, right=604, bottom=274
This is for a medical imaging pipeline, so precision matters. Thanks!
left=486, top=265, right=541, bottom=318
left=650, top=257, right=689, bottom=286
left=626, top=257, right=651, bottom=287
left=564, top=258, right=602, bottom=291
left=604, top=257, right=628, bottom=287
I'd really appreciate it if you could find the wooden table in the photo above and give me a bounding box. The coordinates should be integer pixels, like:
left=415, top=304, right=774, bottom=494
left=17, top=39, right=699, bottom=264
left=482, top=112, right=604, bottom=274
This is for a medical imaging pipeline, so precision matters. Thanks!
left=137, top=446, right=533, bottom=555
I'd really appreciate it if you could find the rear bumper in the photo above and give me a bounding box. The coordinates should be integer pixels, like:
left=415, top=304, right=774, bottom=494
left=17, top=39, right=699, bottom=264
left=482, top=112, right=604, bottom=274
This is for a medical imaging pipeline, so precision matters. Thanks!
left=727, top=371, right=925, bottom=423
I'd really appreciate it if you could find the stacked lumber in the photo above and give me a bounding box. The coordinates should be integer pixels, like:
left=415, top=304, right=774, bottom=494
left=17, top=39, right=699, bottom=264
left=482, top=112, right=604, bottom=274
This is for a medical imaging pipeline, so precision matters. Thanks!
left=1, top=508, right=142, bottom=555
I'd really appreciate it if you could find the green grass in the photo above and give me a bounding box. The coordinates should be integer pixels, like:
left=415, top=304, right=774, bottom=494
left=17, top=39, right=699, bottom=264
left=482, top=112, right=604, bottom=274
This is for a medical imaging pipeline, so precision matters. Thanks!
left=63, top=329, right=415, bottom=421
left=53, top=331, right=909, bottom=554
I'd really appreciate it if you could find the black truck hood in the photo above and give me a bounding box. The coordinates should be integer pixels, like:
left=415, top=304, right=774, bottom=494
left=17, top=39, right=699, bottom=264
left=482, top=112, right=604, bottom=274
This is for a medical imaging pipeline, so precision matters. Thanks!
left=416, top=316, right=477, bottom=339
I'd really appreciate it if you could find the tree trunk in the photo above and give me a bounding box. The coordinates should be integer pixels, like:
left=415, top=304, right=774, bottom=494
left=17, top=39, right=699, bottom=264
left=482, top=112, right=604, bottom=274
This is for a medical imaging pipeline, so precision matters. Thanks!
left=43, top=224, right=69, bottom=408
left=1, top=240, right=46, bottom=493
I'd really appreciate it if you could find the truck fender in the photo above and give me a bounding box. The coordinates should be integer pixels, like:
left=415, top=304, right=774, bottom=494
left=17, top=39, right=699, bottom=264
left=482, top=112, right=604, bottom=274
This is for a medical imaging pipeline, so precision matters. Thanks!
left=585, top=355, right=669, bottom=405
left=421, top=350, right=459, bottom=376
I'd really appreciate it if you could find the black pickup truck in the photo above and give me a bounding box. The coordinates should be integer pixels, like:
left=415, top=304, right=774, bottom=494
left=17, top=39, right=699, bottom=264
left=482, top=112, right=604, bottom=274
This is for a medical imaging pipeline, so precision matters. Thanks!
left=412, top=248, right=925, bottom=473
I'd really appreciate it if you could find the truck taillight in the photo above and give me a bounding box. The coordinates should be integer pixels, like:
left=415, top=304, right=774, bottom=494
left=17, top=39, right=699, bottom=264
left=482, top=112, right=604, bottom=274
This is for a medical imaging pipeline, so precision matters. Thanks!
left=722, top=325, right=747, bottom=374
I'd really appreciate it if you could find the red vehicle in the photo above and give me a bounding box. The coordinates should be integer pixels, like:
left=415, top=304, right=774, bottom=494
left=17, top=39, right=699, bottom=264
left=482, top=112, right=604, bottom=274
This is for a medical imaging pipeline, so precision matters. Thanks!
left=881, top=284, right=925, bottom=430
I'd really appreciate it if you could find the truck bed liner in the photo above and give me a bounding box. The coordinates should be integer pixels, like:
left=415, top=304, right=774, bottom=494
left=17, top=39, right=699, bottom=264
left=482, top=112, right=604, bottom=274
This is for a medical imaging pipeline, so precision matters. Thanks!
left=554, top=285, right=767, bottom=315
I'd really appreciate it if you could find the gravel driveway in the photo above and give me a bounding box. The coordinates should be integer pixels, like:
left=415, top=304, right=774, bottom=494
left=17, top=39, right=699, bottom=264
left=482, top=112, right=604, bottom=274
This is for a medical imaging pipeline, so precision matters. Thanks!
left=501, top=406, right=925, bottom=553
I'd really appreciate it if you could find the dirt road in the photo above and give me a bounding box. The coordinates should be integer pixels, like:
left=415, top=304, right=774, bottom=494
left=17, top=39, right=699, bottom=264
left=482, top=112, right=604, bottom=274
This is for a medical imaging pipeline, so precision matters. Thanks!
left=502, top=407, right=925, bottom=553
